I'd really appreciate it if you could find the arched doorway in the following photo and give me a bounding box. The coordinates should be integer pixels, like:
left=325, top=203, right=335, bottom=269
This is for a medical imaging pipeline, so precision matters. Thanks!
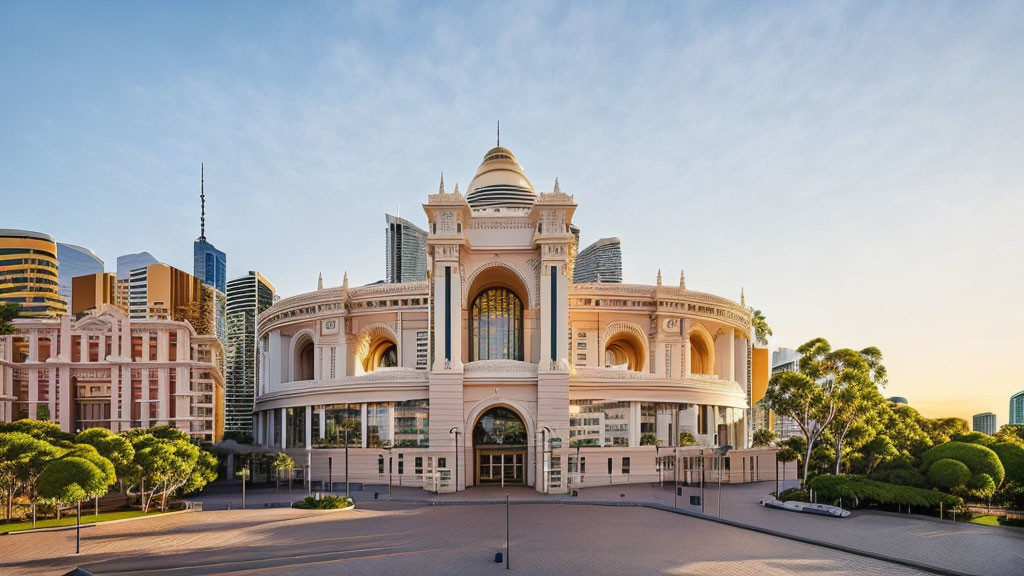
left=473, top=406, right=528, bottom=485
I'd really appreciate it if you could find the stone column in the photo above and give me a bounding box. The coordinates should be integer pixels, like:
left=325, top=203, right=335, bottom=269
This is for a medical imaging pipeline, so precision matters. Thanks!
left=305, top=405, right=313, bottom=449
left=280, top=407, right=287, bottom=450
left=318, top=406, right=326, bottom=439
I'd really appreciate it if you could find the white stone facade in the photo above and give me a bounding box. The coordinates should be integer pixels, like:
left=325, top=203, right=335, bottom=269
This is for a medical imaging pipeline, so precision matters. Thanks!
left=253, top=146, right=763, bottom=493
left=0, top=305, right=225, bottom=442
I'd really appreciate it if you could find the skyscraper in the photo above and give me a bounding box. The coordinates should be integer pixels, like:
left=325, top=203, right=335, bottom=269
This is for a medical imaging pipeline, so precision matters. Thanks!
left=225, top=271, right=275, bottom=437
left=193, top=164, right=228, bottom=293
left=56, top=243, right=103, bottom=314
left=573, top=237, right=622, bottom=283
left=973, top=412, right=997, bottom=435
left=1011, top=390, right=1024, bottom=426
left=0, top=229, right=66, bottom=317
left=115, top=251, right=158, bottom=311
left=385, top=213, right=427, bottom=283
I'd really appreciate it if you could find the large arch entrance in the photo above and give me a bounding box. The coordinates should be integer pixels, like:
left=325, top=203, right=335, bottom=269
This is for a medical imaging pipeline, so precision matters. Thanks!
left=472, top=406, right=528, bottom=486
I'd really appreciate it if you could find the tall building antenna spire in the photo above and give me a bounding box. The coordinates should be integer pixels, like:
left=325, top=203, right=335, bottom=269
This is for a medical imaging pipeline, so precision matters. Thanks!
left=199, top=163, right=206, bottom=242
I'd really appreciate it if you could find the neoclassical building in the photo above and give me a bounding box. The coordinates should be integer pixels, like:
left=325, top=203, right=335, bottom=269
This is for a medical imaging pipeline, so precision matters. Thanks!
left=0, top=305, right=225, bottom=442
left=254, top=146, right=768, bottom=493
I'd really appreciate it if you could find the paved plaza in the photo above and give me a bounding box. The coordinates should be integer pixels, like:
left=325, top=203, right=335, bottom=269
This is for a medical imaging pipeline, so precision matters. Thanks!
left=3, top=480, right=1022, bottom=575
left=1, top=502, right=928, bottom=576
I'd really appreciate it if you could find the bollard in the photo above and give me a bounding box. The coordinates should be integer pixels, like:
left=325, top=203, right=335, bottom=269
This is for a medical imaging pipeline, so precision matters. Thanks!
left=495, top=552, right=503, bottom=564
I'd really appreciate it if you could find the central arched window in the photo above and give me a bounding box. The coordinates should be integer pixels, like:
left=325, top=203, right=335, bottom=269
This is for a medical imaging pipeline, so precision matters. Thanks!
left=471, top=287, right=523, bottom=361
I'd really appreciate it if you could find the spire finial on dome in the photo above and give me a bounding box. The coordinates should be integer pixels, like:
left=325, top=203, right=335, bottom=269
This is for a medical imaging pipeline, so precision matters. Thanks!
left=318, top=272, right=323, bottom=291
left=553, top=177, right=561, bottom=194
left=453, top=182, right=460, bottom=196
left=679, top=269, right=686, bottom=289
left=342, top=271, right=349, bottom=291
left=740, top=287, right=746, bottom=307
left=497, top=120, right=500, bottom=146
left=438, top=172, right=445, bottom=195
left=657, top=269, right=663, bottom=286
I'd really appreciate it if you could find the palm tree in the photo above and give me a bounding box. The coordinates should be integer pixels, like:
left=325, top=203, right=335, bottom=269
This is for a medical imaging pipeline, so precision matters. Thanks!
left=749, top=308, right=772, bottom=346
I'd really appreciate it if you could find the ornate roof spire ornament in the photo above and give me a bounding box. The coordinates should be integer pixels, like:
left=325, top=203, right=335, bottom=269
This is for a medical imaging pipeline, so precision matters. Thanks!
left=740, top=287, right=746, bottom=307
left=679, top=269, right=686, bottom=289
left=657, top=269, right=663, bottom=286
left=453, top=182, right=460, bottom=196
left=497, top=120, right=500, bottom=146
left=198, top=163, right=206, bottom=242
left=317, top=273, right=323, bottom=291
left=342, top=271, right=349, bottom=291
left=553, top=177, right=561, bottom=194
left=438, top=172, right=445, bottom=195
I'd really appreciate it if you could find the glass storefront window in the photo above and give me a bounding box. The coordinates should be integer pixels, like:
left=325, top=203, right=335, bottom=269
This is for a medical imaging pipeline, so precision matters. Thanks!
left=569, top=400, right=629, bottom=447
left=367, top=403, right=392, bottom=448
left=394, top=399, right=429, bottom=447
left=323, top=404, right=361, bottom=447
left=286, top=407, right=305, bottom=448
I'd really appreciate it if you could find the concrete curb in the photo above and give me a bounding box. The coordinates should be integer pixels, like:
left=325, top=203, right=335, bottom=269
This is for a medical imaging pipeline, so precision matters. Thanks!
left=3, top=508, right=193, bottom=536
left=373, top=497, right=974, bottom=576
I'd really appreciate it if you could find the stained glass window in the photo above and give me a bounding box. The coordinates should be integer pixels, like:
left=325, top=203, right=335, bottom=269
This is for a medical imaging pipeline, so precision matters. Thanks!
left=470, top=288, right=523, bottom=361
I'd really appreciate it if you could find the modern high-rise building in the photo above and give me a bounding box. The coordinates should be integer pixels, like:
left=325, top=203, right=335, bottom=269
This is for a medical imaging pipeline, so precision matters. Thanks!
left=116, top=251, right=158, bottom=310
left=225, top=271, right=275, bottom=437
left=973, top=412, right=997, bottom=435
left=770, top=347, right=803, bottom=439
left=0, top=229, right=66, bottom=318
left=385, top=214, right=427, bottom=283
left=193, top=164, right=228, bottom=293
left=71, top=272, right=117, bottom=315
left=1011, top=390, right=1024, bottom=426
left=573, top=237, right=622, bottom=283
left=123, top=262, right=225, bottom=344
left=56, top=243, right=104, bottom=314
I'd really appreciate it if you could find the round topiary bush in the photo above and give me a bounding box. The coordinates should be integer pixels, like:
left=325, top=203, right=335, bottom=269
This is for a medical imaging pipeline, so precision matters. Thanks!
left=990, top=442, right=1024, bottom=484
left=968, top=473, right=995, bottom=494
left=920, top=442, right=1005, bottom=486
left=927, top=459, right=971, bottom=489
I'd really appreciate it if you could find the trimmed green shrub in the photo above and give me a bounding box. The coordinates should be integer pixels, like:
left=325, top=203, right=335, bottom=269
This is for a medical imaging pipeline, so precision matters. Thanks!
left=778, top=487, right=808, bottom=502
left=920, top=442, right=1005, bottom=486
left=990, top=442, right=1024, bottom=484
left=807, top=474, right=960, bottom=509
left=926, top=459, right=971, bottom=489
left=292, top=495, right=353, bottom=510
left=968, top=473, right=995, bottom=493
left=870, top=466, right=927, bottom=488
left=950, top=432, right=996, bottom=446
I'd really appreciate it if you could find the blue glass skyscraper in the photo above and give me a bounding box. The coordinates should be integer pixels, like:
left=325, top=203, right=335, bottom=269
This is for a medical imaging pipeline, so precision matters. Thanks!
left=193, top=163, right=227, bottom=293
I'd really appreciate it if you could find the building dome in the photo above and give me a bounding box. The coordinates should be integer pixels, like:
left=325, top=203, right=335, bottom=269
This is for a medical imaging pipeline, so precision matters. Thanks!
left=465, top=146, right=536, bottom=209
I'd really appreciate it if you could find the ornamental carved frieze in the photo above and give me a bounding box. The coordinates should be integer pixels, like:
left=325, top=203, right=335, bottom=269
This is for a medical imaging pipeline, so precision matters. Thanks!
left=467, top=219, right=534, bottom=230
left=71, top=369, right=115, bottom=380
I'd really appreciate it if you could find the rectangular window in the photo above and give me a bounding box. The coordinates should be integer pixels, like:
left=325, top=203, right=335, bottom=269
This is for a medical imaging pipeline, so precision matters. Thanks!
left=622, top=457, right=631, bottom=474
left=576, top=353, right=586, bottom=362
left=415, top=456, right=423, bottom=475
left=394, top=399, right=429, bottom=447
left=378, top=455, right=384, bottom=474
left=438, top=457, right=447, bottom=469
left=577, top=341, right=587, bottom=350
left=367, top=403, right=392, bottom=448
left=580, top=457, right=586, bottom=474
left=607, top=458, right=613, bottom=475
left=398, top=454, right=404, bottom=475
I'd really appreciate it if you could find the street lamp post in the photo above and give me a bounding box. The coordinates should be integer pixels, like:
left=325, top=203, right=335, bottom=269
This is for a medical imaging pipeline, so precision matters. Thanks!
left=449, top=426, right=461, bottom=493
left=344, top=427, right=350, bottom=499
left=328, top=456, right=333, bottom=493
left=673, top=447, right=678, bottom=509
left=699, top=449, right=705, bottom=514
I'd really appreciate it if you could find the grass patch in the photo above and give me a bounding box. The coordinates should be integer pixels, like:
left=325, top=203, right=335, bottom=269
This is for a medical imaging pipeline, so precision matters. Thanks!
left=969, top=515, right=1001, bottom=526
left=0, top=510, right=160, bottom=534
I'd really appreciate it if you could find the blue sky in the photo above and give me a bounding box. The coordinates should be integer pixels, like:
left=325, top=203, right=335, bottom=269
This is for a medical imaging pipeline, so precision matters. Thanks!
left=2, top=1, right=1022, bottom=423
